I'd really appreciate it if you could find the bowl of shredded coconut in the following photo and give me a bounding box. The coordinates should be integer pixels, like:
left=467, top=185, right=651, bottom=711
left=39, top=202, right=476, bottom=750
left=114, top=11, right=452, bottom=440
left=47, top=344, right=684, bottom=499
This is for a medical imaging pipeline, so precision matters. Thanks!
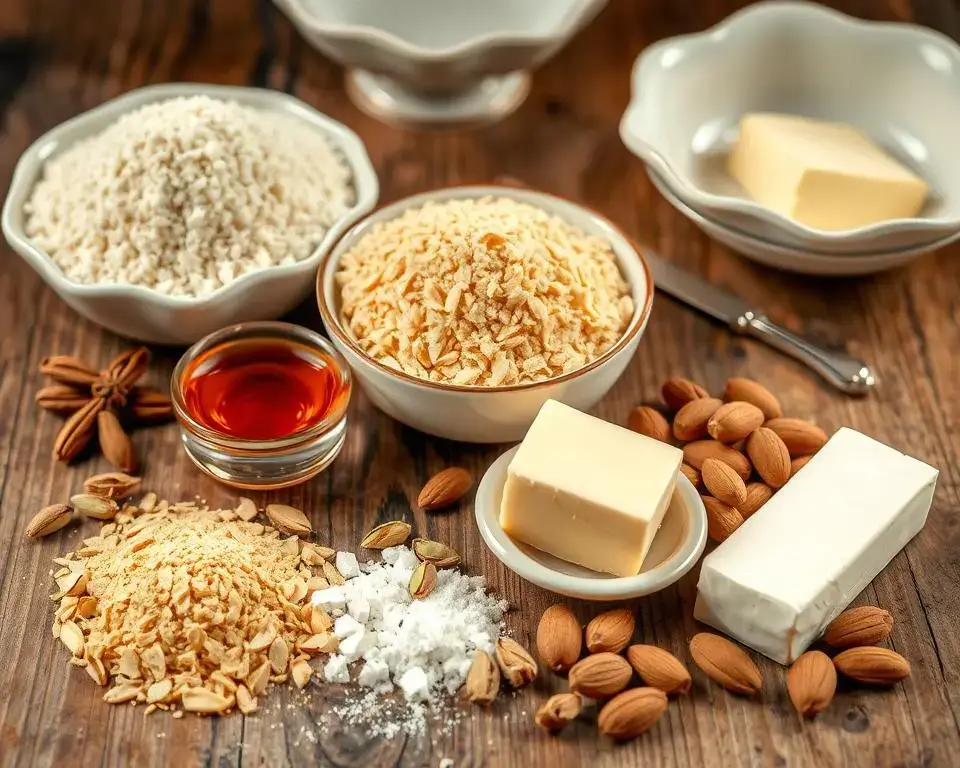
left=2, top=83, right=378, bottom=344
left=317, top=186, right=654, bottom=442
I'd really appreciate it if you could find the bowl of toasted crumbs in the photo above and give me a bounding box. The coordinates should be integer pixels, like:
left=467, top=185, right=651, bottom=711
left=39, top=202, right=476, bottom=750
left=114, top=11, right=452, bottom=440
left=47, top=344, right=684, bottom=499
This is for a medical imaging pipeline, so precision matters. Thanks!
left=317, top=186, right=654, bottom=442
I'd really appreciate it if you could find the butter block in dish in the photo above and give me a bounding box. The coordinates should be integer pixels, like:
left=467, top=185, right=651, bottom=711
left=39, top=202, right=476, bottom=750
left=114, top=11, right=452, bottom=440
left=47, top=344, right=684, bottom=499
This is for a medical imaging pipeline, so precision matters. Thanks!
left=695, top=427, right=938, bottom=664
left=729, top=113, right=928, bottom=231
left=499, top=399, right=683, bottom=577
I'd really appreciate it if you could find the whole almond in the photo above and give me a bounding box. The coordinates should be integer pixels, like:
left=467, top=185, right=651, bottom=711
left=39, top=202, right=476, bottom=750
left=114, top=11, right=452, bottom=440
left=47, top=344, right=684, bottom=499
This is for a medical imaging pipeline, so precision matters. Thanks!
left=703, top=496, right=744, bottom=543
left=626, top=645, right=691, bottom=695
left=418, top=467, right=472, bottom=511
left=661, top=378, right=709, bottom=411
left=25, top=503, right=73, bottom=539
left=627, top=406, right=671, bottom=442
left=824, top=606, right=894, bottom=648
left=598, top=687, right=668, bottom=740
left=266, top=504, right=312, bottom=536
left=495, top=637, right=538, bottom=688
left=787, top=650, right=837, bottom=717
left=569, top=653, right=633, bottom=698
left=723, top=378, right=783, bottom=420
left=746, top=428, right=791, bottom=488
left=740, top=482, right=773, bottom=519
left=70, top=494, right=119, bottom=521
left=688, top=633, right=762, bottom=695
left=585, top=608, right=635, bottom=654
left=707, top=401, right=765, bottom=444
left=537, top=604, right=582, bottom=672
left=833, top=646, right=910, bottom=685
left=682, top=440, right=751, bottom=481
left=790, top=455, right=813, bottom=477
left=535, top=692, right=582, bottom=731
left=465, top=650, right=500, bottom=705
left=679, top=463, right=701, bottom=488
left=763, top=418, right=828, bottom=457
left=673, top=398, right=723, bottom=442
left=701, top=458, right=747, bottom=508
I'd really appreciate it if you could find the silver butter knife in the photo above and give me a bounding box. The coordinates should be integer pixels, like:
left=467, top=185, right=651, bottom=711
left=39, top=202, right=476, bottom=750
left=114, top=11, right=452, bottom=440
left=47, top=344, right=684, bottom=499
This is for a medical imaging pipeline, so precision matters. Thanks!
left=641, top=248, right=875, bottom=396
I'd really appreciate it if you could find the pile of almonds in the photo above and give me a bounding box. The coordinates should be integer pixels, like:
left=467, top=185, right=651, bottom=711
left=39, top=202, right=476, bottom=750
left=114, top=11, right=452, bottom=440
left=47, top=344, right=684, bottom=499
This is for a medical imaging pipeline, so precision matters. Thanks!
left=628, top=377, right=829, bottom=542
left=527, top=602, right=912, bottom=739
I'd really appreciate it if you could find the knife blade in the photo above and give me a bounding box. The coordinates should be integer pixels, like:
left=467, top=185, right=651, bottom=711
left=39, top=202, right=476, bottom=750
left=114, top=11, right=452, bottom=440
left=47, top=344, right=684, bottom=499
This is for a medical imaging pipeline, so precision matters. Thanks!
left=639, top=247, right=876, bottom=396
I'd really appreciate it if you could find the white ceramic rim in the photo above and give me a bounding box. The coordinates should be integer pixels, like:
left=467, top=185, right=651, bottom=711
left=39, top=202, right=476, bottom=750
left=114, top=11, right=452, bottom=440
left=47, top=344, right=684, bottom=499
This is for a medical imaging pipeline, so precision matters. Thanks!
left=316, top=184, right=654, bottom=394
left=619, top=0, right=960, bottom=241
left=474, top=446, right=708, bottom=600
left=277, top=0, right=609, bottom=61
left=1, top=82, right=380, bottom=310
left=647, top=167, right=960, bottom=260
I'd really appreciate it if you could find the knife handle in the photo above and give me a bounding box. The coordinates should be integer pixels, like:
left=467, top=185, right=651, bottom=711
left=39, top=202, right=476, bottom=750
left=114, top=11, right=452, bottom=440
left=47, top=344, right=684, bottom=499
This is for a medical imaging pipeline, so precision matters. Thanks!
left=733, top=312, right=876, bottom=396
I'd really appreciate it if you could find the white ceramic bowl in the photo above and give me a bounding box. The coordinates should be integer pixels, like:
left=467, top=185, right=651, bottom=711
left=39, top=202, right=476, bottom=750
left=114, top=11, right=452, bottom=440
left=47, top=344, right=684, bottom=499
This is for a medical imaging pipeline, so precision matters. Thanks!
left=649, top=169, right=959, bottom=277
left=474, top=446, right=707, bottom=600
left=274, top=0, right=608, bottom=127
left=316, top=185, right=654, bottom=443
left=620, top=1, right=960, bottom=252
left=2, top=83, right=379, bottom=345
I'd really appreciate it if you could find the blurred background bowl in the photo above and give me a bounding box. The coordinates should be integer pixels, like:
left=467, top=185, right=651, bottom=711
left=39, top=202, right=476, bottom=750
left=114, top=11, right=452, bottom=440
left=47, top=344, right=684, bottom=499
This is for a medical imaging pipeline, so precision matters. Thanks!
left=274, top=0, right=608, bottom=128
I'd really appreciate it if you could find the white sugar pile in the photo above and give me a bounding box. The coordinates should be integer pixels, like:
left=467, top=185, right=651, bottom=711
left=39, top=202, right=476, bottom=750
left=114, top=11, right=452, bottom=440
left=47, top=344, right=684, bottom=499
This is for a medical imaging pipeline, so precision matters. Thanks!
left=313, top=545, right=506, bottom=703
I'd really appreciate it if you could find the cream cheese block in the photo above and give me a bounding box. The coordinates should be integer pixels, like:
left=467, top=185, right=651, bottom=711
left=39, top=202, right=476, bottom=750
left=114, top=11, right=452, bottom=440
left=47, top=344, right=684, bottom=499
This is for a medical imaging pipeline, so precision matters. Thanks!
left=728, top=113, right=928, bottom=231
left=694, top=427, right=938, bottom=664
left=499, top=399, right=683, bottom=578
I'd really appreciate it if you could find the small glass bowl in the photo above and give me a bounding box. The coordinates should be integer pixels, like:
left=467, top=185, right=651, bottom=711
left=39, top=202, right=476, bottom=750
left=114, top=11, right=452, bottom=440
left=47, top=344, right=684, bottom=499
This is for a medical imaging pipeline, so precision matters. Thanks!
left=171, top=322, right=352, bottom=490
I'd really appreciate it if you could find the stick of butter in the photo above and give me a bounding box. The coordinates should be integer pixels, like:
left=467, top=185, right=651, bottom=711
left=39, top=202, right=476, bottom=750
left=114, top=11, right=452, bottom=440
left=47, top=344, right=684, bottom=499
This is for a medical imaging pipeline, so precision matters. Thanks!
left=694, top=427, right=938, bottom=664
left=499, top=399, right=682, bottom=577
left=728, top=113, right=928, bottom=230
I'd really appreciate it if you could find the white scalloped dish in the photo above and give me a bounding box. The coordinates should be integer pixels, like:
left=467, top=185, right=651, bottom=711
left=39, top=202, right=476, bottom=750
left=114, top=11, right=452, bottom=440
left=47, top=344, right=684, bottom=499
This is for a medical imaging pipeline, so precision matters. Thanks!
left=619, top=1, right=960, bottom=252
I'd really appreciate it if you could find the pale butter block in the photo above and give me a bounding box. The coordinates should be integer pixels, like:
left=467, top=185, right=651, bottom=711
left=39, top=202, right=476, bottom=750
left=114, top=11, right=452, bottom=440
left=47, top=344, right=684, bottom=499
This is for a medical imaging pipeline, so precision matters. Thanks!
left=728, top=113, right=928, bottom=230
left=499, top=399, right=682, bottom=577
left=694, top=427, right=938, bottom=664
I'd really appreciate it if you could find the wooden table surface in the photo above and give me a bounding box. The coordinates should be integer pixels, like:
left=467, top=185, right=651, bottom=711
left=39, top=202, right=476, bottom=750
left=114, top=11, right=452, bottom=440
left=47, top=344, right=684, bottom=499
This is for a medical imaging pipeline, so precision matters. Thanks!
left=1, top=1, right=959, bottom=766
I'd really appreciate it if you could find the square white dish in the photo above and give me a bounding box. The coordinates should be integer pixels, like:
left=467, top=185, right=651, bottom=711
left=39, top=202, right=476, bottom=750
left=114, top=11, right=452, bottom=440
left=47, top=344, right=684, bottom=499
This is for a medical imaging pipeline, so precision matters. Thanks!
left=619, top=1, right=960, bottom=252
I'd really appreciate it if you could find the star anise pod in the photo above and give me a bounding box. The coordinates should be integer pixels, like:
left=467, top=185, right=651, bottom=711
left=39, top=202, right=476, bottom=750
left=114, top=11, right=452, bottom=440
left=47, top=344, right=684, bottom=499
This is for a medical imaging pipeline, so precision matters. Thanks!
left=36, top=347, right=173, bottom=470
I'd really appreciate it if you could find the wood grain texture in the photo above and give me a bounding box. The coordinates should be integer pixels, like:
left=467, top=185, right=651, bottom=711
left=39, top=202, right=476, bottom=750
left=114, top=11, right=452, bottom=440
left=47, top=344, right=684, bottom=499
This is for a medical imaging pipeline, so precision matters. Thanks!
left=1, top=0, right=959, bottom=766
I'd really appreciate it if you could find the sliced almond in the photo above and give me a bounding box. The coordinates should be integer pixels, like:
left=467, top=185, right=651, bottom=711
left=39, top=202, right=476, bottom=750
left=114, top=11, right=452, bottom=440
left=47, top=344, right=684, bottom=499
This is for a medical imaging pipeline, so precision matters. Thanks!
left=235, top=497, right=259, bottom=522
left=265, top=504, right=312, bottom=536
left=59, top=620, right=85, bottom=657
left=290, top=659, right=313, bottom=689
left=182, top=687, right=233, bottom=714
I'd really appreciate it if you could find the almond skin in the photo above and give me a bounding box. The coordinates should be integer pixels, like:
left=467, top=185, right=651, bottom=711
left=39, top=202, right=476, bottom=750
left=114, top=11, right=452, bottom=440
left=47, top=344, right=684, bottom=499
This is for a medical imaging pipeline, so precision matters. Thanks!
left=680, top=463, right=701, bottom=488
left=688, top=632, right=762, bottom=696
left=740, top=482, right=773, bottom=519
left=537, top=604, right=582, bottom=672
left=701, top=458, right=748, bottom=508
left=746, top=427, right=791, bottom=489
left=682, top=440, right=752, bottom=481
left=723, top=378, right=783, bottom=420
left=626, top=645, right=691, bottom=695
left=598, top=687, right=668, bottom=740
left=763, top=418, right=828, bottom=457
left=662, top=377, right=710, bottom=411
left=569, top=652, right=634, bottom=699
left=535, top=692, right=582, bottom=731
left=707, top=401, right=765, bottom=444
left=627, top=406, right=671, bottom=442
left=790, top=455, right=813, bottom=477
left=833, top=646, right=910, bottom=685
left=586, top=608, right=635, bottom=654
left=702, top=496, right=744, bottom=543
left=824, top=606, right=894, bottom=648
left=788, top=650, right=837, bottom=717
left=417, top=467, right=472, bottom=510
left=673, top=397, right=723, bottom=442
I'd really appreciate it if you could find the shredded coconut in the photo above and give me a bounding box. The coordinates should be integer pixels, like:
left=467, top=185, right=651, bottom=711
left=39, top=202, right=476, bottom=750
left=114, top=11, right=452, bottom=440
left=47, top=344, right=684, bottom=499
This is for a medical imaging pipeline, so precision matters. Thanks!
left=25, top=95, right=355, bottom=297
left=336, top=197, right=634, bottom=386
left=315, top=545, right=506, bottom=703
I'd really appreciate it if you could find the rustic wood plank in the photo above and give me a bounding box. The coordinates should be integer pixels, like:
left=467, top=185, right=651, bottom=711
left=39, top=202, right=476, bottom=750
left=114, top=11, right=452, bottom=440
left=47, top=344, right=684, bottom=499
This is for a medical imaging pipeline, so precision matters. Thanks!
left=0, top=0, right=958, bottom=766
